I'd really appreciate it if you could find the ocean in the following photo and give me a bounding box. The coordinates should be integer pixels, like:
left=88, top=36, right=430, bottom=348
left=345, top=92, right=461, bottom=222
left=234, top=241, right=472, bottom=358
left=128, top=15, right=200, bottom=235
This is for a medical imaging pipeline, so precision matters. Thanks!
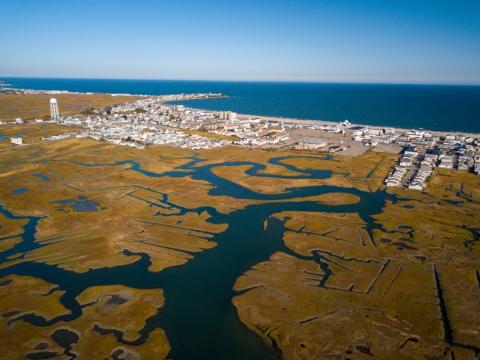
left=2, top=77, right=480, bottom=133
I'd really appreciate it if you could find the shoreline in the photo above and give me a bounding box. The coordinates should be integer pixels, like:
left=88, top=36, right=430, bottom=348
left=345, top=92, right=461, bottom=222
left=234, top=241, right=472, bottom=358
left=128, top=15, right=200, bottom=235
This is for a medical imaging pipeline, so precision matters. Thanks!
left=1, top=87, right=479, bottom=138
left=169, top=101, right=480, bottom=138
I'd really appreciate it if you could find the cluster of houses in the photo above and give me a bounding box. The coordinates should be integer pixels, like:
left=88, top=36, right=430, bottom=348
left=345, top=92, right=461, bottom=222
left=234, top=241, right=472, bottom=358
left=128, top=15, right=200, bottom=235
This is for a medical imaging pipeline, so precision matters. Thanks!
left=385, top=146, right=437, bottom=190
left=0, top=87, right=84, bottom=95
left=385, top=134, right=480, bottom=191
left=3, top=91, right=480, bottom=190
left=59, top=97, right=293, bottom=149
left=58, top=96, right=480, bottom=192
left=61, top=114, right=230, bottom=150
left=215, top=118, right=291, bottom=147
left=139, top=100, right=293, bottom=148
left=56, top=95, right=230, bottom=149
left=410, top=152, right=438, bottom=190
left=322, top=123, right=480, bottom=190
left=385, top=166, right=408, bottom=188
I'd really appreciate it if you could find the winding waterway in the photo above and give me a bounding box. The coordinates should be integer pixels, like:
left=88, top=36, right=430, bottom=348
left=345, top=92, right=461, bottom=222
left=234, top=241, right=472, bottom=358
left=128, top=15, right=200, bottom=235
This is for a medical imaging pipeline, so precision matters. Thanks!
left=0, top=155, right=392, bottom=359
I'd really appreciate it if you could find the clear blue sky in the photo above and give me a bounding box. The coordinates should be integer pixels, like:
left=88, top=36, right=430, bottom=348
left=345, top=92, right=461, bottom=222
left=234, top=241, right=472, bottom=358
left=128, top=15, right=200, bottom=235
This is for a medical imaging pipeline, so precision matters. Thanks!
left=1, top=0, right=479, bottom=84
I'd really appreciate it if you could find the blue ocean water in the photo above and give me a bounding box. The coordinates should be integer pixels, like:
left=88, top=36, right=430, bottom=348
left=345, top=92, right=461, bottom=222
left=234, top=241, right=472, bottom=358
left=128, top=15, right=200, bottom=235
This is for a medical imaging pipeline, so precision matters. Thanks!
left=2, top=77, right=480, bottom=133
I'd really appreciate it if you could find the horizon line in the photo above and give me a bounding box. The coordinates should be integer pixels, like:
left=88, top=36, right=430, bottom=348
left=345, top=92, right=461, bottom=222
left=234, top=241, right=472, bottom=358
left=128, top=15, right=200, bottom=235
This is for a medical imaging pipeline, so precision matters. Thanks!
left=1, top=75, right=480, bottom=87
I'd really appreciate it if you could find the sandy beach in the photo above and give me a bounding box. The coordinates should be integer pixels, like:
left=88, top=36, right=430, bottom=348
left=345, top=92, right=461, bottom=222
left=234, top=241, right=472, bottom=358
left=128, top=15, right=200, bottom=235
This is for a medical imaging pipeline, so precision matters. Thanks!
left=174, top=101, right=480, bottom=138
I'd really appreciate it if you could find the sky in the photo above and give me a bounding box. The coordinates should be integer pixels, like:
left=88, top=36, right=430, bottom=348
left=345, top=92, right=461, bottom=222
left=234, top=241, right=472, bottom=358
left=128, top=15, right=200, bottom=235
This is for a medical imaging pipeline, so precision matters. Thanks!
left=0, top=0, right=479, bottom=84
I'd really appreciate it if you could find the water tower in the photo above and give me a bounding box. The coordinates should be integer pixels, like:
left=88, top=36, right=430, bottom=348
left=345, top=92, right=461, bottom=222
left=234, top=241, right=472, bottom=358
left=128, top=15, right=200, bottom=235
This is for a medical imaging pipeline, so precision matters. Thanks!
left=50, top=98, right=59, bottom=121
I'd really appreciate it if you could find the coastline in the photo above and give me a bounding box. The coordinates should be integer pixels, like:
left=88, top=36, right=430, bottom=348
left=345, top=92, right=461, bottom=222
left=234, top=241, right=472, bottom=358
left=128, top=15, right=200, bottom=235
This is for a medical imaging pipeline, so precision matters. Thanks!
left=2, top=87, right=479, bottom=138
left=170, top=101, right=480, bottom=138
left=3, top=78, right=480, bottom=134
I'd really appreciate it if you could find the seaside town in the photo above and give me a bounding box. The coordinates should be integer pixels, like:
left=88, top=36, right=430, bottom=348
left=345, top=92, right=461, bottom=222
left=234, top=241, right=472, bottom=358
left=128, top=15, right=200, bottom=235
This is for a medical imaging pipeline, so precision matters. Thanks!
left=1, top=87, right=480, bottom=192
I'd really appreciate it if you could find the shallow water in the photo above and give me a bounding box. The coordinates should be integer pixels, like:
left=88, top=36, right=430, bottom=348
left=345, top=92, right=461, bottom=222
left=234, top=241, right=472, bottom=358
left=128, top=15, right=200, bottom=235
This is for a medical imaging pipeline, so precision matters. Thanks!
left=32, top=174, right=50, bottom=182
left=50, top=196, right=99, bottom=212
left=12, top=188, right=29, bottom=195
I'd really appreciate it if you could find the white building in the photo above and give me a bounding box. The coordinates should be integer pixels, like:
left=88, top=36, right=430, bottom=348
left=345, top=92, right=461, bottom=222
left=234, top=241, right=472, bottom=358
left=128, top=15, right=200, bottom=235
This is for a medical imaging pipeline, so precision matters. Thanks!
left=63, top=117, right=82, bottom=126
left=298, top=137, right=328, bottom=150
left=10, top=137, right=23, bottom=145
left=474, top=155, right=480, bottom=175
